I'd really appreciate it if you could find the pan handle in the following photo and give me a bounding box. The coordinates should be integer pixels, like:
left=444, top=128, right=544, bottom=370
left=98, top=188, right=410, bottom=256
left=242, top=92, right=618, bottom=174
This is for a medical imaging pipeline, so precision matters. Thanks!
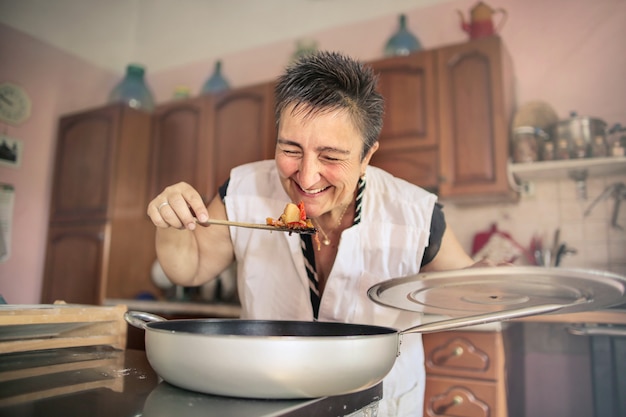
left=401, top=298, right=588, bottom=334
left=124, top=310, right=167, bottom=330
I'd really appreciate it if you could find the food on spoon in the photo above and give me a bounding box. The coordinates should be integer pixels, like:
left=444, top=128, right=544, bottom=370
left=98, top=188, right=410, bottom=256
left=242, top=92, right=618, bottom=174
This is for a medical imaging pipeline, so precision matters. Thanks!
left=266, top=201, right=320, bottom=247
left=267, top=201, right=314, bottom=229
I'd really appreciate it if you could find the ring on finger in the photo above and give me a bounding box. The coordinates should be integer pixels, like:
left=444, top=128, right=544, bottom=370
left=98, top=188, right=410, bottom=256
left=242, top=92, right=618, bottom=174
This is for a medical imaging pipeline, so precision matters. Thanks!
left=157, top=201, right=170, bottom=211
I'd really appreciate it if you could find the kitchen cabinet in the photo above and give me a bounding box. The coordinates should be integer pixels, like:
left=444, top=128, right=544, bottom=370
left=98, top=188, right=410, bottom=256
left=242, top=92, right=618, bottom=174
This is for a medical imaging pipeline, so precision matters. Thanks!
left=370, top=36, right=517, bottom=203
left=437, top=36, right=516, bottom=203
left=150, top=95, right=212, bottom=202
left=150, top=81, right=277, bottom=203
left=369, top=50, right=439, bottom=190
left=208, top=81, right=277, bottom=190
left=42, top=104, right=155, bottom=305
left=423, top=330, right=508, bottom=417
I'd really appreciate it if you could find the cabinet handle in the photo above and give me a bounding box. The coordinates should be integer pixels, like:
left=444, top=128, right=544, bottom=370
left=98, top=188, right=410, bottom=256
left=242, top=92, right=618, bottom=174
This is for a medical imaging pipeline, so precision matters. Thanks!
left=435, top=346, right=464, bottom=365
left=434, top=395, right=463, bottom=414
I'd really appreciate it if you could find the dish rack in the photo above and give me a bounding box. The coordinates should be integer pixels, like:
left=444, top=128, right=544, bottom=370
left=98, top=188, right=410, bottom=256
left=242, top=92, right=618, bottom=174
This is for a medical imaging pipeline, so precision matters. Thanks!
left=0, top=301, right=127, bottom=354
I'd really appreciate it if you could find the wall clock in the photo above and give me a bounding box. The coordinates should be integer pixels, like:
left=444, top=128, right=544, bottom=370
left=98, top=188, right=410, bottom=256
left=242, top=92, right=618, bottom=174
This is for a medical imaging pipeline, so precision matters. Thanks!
left=0, top=82, right=32, bottom=125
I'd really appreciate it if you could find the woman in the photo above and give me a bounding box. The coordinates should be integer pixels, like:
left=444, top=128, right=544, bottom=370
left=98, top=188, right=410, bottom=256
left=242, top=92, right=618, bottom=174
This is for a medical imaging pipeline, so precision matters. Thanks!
left=148, top=51, right=476, bottom=416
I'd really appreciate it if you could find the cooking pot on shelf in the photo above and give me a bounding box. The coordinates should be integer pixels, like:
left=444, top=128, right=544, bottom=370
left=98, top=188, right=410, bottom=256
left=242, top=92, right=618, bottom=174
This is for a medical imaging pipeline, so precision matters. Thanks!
left=548, top=112, right=608, bottom=159
left=125, top=267, right=626, bottom=399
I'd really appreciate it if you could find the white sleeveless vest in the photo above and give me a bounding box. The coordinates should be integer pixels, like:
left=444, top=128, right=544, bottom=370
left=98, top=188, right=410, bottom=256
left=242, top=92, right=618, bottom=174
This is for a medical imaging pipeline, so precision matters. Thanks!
left=224, top=160, right=437, bottom=417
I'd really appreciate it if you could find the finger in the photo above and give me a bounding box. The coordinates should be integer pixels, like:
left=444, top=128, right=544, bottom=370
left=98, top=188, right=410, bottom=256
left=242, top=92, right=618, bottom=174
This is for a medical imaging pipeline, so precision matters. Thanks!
left=147, top=198, right=169, bottom=226
left=149, top=183, right=203, bottom=230
left=155, top=200, right=185, bottom=229
left=167, top=194, right=202, bottom=230
left=184, top=191, right=209, bottom=223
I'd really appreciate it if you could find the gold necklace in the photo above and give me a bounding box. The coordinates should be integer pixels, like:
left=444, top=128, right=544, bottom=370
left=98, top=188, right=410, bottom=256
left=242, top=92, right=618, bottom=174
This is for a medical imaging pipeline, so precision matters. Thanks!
left=315, top=203, right=350, bottom=248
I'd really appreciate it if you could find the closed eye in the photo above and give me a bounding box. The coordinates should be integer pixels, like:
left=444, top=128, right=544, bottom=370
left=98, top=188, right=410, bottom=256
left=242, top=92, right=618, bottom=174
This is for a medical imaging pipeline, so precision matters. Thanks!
left=321, top=155, right=342, bottom=162
left=282, top=149, right=302, bottom=156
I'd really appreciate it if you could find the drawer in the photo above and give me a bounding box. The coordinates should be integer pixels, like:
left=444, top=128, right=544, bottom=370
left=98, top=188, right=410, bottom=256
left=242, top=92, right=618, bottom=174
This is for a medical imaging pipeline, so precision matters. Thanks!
left=424, top=375, right=499, bottom=417
left=423, top=331, right=504, bottom=380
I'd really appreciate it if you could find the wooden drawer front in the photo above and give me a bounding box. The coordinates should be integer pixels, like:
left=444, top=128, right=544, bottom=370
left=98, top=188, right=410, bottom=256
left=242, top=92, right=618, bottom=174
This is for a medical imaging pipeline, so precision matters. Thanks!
left=424, top=375, right=498, bottom=417
left=423, top=331, right=502, bottom=380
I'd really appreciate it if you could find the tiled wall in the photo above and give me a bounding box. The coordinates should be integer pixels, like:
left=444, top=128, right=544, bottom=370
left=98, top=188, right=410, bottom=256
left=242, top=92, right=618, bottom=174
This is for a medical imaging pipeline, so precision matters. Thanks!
left=444, top=171, right=626, bottom=275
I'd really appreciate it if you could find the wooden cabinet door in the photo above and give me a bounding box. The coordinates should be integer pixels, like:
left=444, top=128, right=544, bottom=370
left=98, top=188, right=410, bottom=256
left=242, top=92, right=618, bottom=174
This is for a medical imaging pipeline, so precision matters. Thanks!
left=370, top=51, right=439, bottom=190
left=207, top=81, right=277, bottom=195
left=151, top=82, right=276, bottom=203
left=50, top=106, right=118, bottom=221
left=436, top=36, right=516, bottom=203
left=42, top=222, right=109, bottom=305
left=42, top=214, right=156, bottom=304
left=150, top=96, right=213, bottom=202
left=45, top=104, right=152, bottom=304
left=50, top=104, right=151, bottom=222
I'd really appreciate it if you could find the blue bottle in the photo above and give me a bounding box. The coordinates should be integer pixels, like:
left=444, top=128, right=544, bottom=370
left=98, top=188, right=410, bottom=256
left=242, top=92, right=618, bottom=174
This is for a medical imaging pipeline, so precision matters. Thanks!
left=384, top=14, right=422, bottom=56
left=108, top=64, right=155, bottom=111
left=201, top=61, right=230, bottom=94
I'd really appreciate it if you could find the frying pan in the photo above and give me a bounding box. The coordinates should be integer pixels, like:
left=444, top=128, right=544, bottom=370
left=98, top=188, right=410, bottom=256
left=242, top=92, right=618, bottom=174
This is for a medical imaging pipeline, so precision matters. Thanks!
left=126, top=267, right=626, bottom=399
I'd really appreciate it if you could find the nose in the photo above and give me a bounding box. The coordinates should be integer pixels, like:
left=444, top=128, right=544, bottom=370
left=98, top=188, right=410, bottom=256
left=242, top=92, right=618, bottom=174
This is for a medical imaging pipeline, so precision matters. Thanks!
left=297, top=155, right=322, bottom=190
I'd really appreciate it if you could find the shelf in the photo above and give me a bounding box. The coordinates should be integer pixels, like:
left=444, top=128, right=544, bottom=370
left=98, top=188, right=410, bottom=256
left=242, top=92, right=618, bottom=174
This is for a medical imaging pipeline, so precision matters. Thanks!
left=509, top=156, right=626, bottom=182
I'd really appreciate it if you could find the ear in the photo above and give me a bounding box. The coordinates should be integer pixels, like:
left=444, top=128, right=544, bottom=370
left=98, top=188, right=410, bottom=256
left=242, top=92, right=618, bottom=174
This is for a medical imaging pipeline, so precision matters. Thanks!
left=361, top=141, right=379, bottom=169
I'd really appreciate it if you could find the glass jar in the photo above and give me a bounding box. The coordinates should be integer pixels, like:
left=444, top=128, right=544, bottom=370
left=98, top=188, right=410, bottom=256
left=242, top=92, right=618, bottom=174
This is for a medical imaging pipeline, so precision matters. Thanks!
left=591, top=135, right=608, bottom=157
left=108, top=64, right=155, bottom=111
left=512, top=126, right=541, bottom=163
left=540, top=140, right=555, bottom=161
left=555, top=137, right=571, bottom=160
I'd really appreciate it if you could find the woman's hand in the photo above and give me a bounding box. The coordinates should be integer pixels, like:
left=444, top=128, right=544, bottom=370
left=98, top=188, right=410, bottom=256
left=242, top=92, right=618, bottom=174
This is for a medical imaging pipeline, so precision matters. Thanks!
left=147, top=182, right=209, bottom=231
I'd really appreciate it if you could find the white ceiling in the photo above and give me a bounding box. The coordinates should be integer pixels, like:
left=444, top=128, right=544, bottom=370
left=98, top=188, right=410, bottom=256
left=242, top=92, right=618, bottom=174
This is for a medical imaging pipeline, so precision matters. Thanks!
left=0, top=0, right=449, bottom=73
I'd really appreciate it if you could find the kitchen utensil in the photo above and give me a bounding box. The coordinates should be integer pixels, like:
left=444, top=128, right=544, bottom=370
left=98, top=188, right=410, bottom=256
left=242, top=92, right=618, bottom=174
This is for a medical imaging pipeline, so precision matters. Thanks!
left=367, top=267, right=625, bottom=316
left=196, top=218, right=317, bottom=235
left=125, top=303, right=562, bottom=400
left=585, top=182, right=626, bottom=230
left=554, top=243, right=577, bottom=267
left=458, top=1, right=507, bottom=39
left=126, top=267, right=626, bottom=399
left=548, top=112, right=608, bottom=159
left=551, top=228, right=561, bottom=266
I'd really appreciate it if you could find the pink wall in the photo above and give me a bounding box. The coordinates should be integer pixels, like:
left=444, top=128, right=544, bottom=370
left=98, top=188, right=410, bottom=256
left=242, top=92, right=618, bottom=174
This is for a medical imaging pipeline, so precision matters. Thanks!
left=152, top=0, right=626, bottom=124
left=0, top=24, right=116, bottom=303
left=1, top=0, right=625, bottom=304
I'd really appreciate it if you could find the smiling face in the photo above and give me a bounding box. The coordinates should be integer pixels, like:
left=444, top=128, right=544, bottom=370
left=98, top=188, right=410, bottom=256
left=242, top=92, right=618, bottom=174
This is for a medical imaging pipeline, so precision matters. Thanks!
left=275, top=104, right=378, bottom=219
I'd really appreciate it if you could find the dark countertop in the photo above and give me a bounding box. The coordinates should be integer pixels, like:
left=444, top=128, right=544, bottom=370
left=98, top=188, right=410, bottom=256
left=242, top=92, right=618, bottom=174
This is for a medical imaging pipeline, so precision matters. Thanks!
left=0, top=347, right=382, bottom=417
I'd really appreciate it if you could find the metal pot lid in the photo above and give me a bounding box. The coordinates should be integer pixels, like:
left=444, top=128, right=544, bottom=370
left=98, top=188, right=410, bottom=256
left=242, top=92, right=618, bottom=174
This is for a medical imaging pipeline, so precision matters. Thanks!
left=368, top=266, right=626, bottom=317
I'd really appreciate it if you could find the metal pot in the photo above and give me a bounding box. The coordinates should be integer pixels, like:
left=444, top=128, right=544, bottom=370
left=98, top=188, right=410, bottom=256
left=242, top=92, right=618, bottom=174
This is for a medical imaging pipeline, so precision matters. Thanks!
left=548, top=113, right=608, bottom=159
